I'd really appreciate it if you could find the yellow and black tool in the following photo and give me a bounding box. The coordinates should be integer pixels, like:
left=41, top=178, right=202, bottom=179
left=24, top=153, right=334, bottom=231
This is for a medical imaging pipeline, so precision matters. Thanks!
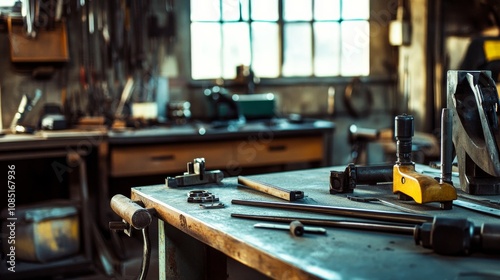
left=330, top=113, right=457, bottom=209
left=392, top=114, right=456, bottom=209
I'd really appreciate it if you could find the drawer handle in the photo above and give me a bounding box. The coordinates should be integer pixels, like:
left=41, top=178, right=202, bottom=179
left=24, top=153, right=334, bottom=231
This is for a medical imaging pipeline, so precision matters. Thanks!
left=150, top=155, right=175, bottom=161
left=268, top=145, right=287, bottom=152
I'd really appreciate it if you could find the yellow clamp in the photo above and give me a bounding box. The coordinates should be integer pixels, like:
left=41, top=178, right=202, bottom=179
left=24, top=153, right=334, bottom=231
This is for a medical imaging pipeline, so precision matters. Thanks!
left=393, top=164, right=457, bottom=209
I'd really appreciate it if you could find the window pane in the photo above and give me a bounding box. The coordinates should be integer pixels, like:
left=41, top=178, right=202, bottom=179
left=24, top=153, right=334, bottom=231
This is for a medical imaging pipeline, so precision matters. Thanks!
left=283, top=23, right=312, bottom=77
left=314, top=0, right=340, bottom=20
left=284, top=0, right=312, bottom=21
left=251, top=0, right=278, bottom=21
left=191, top=23, right=222, bottom=79
left=314, top=22, right=340, bottom=76
left=0, top=0, right=16, bottom=7
left=340, top=21, right=369, bottom=76
left=342, top=0, right=369, bottom=20
left=241, top=0, right=250, bottom=21
left=191, top=0, right=220, bottom=21
left=251, top=22, right=280, bottom=78
left=222, top=23, right=251, bottom=79
left=222, top=0, right=241, bottom=21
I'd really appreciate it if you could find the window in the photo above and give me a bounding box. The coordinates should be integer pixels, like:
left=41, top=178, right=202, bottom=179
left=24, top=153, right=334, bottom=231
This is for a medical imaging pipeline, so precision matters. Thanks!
left=0, top=0, right=17, bottom=7
left=190, top=0, right=370, bottom=80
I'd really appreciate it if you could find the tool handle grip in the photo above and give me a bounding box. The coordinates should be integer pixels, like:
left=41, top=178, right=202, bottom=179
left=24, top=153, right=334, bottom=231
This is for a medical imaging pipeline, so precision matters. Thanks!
left=110, top=194, right=152, bottom=229
left=289, top=220, right=304, bottom=236
left=479, top=223, right=500, bottom=253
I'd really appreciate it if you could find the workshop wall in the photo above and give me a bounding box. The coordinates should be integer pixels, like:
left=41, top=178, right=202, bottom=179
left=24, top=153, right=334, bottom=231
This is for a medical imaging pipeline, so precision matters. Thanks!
left=0, top=0, right=398, bottom=165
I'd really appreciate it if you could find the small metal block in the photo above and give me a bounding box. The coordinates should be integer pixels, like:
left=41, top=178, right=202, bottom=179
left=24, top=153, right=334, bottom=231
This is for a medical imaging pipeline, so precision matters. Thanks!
left=199, top=203, right=225, bottom=209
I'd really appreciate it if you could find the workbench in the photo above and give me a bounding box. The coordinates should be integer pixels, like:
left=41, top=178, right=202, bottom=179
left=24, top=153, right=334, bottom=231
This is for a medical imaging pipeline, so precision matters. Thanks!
left=130, top=166, right=500, bottom=280
left=0, top=119, right=335, bottom=278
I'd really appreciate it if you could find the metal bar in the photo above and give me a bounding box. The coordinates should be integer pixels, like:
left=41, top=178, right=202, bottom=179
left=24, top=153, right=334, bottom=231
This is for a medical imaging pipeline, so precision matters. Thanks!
left=139, top=227, right=151, bottom=280
left=232, top=213, right=416, bottom=235
left=347, top=196, right=425, bottom=214
left=453, top=199, right=500, bottom=218
left=440, top=108, right=453, bottom=183
left=231, top=199, right=433, bottom=225
left=238, top=176, right=304, bottom=201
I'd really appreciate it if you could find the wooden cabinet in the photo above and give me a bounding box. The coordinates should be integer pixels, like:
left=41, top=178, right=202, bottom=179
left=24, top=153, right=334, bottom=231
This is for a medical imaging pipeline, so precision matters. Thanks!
left=110, top=135, right=326, bottom=178
left=110, top=141, right=235, bottom=177
left=234, top=135, right=323, bottom=167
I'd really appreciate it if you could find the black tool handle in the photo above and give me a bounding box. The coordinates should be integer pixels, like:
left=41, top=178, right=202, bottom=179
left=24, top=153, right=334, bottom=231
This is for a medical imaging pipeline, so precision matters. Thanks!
left=330, top=163, right=393, bottom=194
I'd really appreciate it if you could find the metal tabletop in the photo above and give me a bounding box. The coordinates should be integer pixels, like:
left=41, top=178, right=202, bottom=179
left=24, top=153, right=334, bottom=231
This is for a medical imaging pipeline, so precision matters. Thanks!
left=131, top=166, right=500, bottom=280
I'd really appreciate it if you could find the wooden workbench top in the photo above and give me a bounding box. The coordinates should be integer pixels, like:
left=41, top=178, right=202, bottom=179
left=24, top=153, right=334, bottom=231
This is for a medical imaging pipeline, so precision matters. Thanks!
left=131, top=166, right=500, bottom=280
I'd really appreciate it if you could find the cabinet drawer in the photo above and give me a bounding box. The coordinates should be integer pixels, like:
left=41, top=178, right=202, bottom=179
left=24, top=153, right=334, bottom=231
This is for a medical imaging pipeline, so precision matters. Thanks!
left=110, top=142, right=234, bottom=177
left=234, top=136, right=323, bottom=167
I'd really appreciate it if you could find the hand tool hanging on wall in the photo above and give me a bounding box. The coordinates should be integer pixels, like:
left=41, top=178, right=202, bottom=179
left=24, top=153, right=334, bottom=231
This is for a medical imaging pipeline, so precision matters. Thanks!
left=231, top=212, right=500, bottom=256
left=166, top=158, right=224, bottom=188
left=128, top=0, right=150, bottom=102
left=107, top=0, right=126, bottom=95
left=21, top=0, right=37, bottom=38
left=447, top=70, right=500, bottom=194
left=10, top=89, right=42, bottom=133
left=109, top=194, right=156, bottom=280
left=237, top=176, right=304, bottom=201
left=77, top=0, right=92, bottom=116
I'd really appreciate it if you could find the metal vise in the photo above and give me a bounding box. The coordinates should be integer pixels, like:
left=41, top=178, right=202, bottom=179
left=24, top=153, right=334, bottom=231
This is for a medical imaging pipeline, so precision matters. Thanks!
left=447, top=70, right=500, bottom=194
left=166, top=158, right=224, bottom=188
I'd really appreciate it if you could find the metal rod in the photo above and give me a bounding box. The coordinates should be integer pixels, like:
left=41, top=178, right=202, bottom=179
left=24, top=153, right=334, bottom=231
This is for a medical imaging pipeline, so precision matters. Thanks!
left=138, top=227, right=151, bottom=280
left=232, top=213, right=416, bottom=235
left=231, top=199, right=433, bottom=225
left=453, top=199, right=500, bottom=218
left=440, top=108, right=453, bottom=184
left=347, top=196, right=425, bottom=214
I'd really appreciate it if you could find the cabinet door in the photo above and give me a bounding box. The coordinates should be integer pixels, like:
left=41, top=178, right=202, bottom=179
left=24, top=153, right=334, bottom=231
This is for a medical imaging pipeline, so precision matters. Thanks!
left=234, top=136, right=324, bottom=167
left=110, top=142, right=235, bottom=177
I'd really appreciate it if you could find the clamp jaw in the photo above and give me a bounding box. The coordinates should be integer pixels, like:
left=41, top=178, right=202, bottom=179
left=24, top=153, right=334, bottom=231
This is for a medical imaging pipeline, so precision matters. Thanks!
left=393, top=164, right=456, bottom=209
